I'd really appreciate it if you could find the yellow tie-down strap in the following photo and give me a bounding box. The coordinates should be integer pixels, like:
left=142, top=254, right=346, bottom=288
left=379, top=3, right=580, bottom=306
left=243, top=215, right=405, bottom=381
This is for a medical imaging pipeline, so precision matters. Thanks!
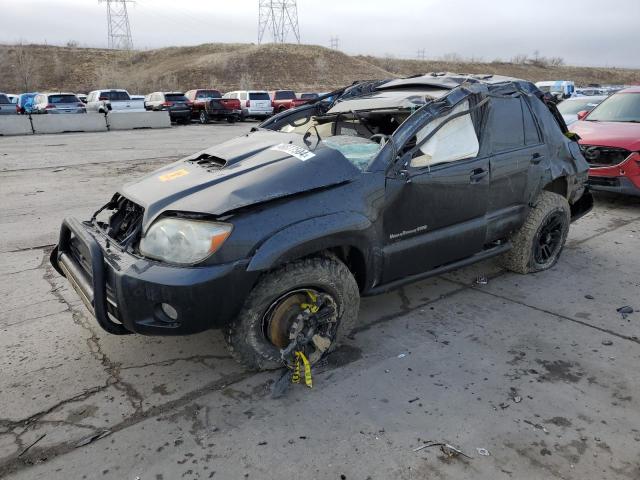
left=291, top=351, right=313, bottom=388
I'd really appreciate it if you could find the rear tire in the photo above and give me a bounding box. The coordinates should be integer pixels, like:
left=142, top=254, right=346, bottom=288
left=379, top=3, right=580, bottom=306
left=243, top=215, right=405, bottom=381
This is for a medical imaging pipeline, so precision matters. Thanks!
left=500, top=191, right=570, bottom=274
left=226, top=256, right=360, bottom=371
left=227, top=116, right=236, bottom=124
left=240, top=112, right=247, bottom=122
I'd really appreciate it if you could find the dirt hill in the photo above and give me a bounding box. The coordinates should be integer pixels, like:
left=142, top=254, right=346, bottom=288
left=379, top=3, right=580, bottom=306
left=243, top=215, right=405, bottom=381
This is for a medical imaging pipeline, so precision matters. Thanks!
left=1, top=42, right=639, bottom=94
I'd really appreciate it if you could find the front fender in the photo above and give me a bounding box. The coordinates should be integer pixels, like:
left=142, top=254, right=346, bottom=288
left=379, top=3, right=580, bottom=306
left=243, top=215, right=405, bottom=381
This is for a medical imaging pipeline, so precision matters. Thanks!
left=247, top=212, right=374, bottom=272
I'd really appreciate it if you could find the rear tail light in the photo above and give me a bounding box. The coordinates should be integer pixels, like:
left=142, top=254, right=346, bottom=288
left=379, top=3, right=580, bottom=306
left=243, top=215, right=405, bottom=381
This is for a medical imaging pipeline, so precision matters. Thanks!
left=98, top=96, right=108, bottom=101
left=45, top=104, right=55, bottom=109
left=16, top=105, right=20, bottom=113
left=161, top=101, right=173, bottom=107
left=246, top=100, right=250, bottom=107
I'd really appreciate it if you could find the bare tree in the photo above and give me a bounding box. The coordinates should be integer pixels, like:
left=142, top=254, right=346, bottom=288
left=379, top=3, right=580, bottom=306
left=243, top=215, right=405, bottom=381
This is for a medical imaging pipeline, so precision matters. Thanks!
left=510, top=54, right=528, bottom=65
left=549, top=57, right=565, bottom=67
left=12, top=42, right=37, bottom=91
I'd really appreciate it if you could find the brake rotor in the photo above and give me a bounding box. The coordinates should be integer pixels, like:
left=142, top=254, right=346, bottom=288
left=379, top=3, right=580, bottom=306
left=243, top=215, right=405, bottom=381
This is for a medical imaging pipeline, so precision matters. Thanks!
left=266, top=292, right=307, bottom=349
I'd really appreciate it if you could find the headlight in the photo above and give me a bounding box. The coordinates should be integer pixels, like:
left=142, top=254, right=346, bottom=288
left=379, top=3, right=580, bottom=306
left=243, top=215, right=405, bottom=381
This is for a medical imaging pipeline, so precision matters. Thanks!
left=139, top=218, right=232, bottom=265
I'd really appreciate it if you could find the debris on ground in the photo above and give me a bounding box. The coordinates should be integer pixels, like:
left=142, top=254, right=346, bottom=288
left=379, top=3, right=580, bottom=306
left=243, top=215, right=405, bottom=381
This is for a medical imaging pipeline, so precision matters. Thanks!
left=513, top=395, right=522, bottom=403
left=18, top=434, right=46, bottom=457
left=413, top=442, right=472, bottom=459
left=617, top=306, right=634, bottom=319
left=397, top=353, right=407, bottom=359
left=75, top=430, right=110, bottom=448
left=475, top=275, right=488, bottom=286
left=476, top=448, right=491, bottom=456
left=584, top=294, right=595, bottom=300
left=602, top=339, right=613, bottom=346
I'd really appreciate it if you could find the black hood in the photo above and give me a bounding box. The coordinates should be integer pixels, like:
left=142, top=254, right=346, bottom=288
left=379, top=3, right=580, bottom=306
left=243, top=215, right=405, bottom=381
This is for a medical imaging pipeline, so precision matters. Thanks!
left=119, top=130, right=361, bottom=227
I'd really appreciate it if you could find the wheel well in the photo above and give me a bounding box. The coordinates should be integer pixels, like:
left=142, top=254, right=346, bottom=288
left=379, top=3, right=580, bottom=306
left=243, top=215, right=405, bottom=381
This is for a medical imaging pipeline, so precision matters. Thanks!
left=543, top=177, right=568, bottom=198
left=326, top=246, right=367, bottom=291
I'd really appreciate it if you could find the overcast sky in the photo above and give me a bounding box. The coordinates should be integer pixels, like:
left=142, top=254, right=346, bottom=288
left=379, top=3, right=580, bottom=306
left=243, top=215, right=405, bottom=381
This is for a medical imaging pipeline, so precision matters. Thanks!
left=2, top=0, right=639, bottom=68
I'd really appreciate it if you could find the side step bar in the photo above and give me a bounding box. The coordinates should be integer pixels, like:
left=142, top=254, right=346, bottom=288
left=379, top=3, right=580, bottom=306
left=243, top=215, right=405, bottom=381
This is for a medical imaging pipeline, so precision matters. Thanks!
left=364, top=242, right=511, bottom=297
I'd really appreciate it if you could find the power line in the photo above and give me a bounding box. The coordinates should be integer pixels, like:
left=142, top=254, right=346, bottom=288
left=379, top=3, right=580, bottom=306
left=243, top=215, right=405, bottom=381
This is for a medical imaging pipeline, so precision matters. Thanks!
left=99, top=0, right=134, bottom=50
left=416, top=48, right=426, bottom=60
left=330, top=36, right=339, bottom=50
left=258, top=1, right=300, bottom=44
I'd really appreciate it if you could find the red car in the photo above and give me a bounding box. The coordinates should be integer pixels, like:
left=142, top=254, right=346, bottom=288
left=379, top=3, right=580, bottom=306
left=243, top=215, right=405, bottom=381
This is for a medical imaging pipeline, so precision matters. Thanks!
left=570, top=87, right=640, bottom=196
left=269, top=90, right=307, bottom=114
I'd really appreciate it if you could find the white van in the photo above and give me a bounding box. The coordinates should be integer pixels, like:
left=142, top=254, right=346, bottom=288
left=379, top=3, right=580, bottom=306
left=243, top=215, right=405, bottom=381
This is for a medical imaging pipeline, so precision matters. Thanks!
left=223, top=90, right=273, bottom=120
left=535, top=81, right=575, bottom=100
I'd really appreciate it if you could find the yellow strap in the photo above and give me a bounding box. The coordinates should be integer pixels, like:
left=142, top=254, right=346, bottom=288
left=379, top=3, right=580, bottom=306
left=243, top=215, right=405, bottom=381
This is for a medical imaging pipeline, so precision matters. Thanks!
left=291, top=351, right=312, bottom=388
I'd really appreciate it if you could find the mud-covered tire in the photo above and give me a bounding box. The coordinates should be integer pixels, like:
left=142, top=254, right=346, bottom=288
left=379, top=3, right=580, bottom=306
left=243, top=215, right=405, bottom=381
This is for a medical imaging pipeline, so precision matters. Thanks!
left=500, top=191, right=571, bottom=274
left=226, top=256, right=360, bottom=371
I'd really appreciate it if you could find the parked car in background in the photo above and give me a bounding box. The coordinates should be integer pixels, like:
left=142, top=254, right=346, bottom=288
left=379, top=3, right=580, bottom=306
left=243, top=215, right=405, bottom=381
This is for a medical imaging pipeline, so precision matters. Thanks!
left=7, top=94, right=19, bottom=104
left=185, top=89, right=242, bottom=124
left=145, top=92, right=192, bottom=124
left=574, top=87, right=607, bottom=97
left=557, top=95, right=606, bottom=125
left=130, top=95, right=145, bottom=102
left=535, top=80, right=575, bottom=100
left=76, top=93, right=88, bottom=103
left=570, top=87, right=640, bottom=196
left=31, top=93, right=86, bottom=114
left=0, top=93, right=18, bottom=115
left=269, top=90, right=307, bottom=113
left=223, top=90, right=273, bottom=120
left=17, top=92, right=38, bottom=114
left=86, top=89, right=146, bottom=114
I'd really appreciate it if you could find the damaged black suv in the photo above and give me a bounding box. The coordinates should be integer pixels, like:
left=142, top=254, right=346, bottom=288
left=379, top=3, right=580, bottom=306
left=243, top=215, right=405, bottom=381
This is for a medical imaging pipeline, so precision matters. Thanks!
left=51, top=74, right=593, bottom=370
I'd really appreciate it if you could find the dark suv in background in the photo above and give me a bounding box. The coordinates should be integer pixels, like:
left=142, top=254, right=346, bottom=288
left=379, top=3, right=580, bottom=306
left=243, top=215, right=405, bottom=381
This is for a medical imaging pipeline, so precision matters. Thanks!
left=51, top=74, right=592, bottom=371
left=144, top=92, right=192, bottom=124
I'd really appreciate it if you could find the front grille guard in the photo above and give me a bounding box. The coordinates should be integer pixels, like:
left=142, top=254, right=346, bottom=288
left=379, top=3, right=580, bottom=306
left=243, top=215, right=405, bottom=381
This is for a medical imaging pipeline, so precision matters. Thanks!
left=52, top=217, right=131, bottom=335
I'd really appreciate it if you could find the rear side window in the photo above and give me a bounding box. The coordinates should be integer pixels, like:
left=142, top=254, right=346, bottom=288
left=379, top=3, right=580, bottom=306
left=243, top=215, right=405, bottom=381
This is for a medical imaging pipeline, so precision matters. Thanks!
left=487, top=97, right=525, bottom=152
left=105, top=91, right=130, bottom=101
left=49, top=94, right=79, bottom=104
left=521, top=98, right=541, bottom=145
left=249, top=92, right=270, bottom=100
left=275, top=90, right=296, bottom=100
left=0, top=94, right=10, bottom=104
left=165, top=94, right=188, bottom=102
left=196, top=90, right=221, bottom=99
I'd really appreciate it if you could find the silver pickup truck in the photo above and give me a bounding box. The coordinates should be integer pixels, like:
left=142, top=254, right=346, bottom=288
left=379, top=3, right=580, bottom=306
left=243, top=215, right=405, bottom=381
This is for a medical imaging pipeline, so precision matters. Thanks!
left=85, top=89, right=146, bottom=114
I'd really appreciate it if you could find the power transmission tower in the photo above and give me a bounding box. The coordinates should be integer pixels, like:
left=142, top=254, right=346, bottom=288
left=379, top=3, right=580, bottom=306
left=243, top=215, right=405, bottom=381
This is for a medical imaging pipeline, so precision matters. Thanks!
left=99, top=0, right=134, bottom=50
left=417, top=48, right=426, bottom=60
left=330, top=36, right=340, bottom=50
left=258, top=1, right=301, bottom=44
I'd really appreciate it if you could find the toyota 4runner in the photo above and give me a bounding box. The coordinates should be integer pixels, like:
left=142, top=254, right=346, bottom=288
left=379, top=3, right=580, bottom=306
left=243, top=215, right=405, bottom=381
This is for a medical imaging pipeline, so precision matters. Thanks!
left=51, top=74, right=593, bottom=370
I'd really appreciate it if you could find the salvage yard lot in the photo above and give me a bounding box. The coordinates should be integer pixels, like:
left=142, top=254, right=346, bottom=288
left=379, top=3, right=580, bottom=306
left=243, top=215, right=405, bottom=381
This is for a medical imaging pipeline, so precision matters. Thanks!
left=1, top=125, right=639, bottom=479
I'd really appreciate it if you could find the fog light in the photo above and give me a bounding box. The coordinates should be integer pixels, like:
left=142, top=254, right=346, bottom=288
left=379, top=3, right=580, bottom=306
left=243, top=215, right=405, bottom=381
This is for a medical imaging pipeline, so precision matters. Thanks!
left=160, top=303, right=178, bottom=321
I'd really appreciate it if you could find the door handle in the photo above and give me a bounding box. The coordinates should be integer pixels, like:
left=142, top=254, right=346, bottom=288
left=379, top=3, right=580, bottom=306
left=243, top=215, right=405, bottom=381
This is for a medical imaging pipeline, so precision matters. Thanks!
left=470, top=168, right=488, bottom=183
left=531, top=152, right=543, bottom=164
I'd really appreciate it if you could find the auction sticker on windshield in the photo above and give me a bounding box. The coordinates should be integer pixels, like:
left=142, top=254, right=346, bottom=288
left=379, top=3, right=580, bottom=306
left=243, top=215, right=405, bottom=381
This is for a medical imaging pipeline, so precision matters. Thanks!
left=270, top=143, right=316, bottom=161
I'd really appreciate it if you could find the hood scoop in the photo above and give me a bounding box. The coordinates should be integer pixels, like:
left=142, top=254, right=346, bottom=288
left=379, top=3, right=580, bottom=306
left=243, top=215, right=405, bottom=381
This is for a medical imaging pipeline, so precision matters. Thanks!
left=188, top=154, right=227, bottom=171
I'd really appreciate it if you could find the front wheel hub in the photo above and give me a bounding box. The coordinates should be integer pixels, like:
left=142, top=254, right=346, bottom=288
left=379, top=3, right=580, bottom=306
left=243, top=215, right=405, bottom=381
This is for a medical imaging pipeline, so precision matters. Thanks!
left=262, top=289, right=338, bottom=365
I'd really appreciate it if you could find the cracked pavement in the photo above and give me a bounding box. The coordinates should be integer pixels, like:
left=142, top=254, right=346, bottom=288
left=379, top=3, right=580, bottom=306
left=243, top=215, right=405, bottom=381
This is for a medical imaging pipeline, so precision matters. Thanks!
left=1, top=125, right=639, bottom=479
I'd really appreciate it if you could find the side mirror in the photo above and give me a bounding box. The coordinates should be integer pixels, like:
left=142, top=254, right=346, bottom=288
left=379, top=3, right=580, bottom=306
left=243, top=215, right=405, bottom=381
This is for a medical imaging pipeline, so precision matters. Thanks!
left=577, top=110, right=589, bottom=121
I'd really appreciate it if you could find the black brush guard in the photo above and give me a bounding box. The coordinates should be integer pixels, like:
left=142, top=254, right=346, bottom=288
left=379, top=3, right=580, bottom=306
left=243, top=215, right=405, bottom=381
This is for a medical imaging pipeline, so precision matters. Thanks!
left=51, top=217, right=131, bottom=335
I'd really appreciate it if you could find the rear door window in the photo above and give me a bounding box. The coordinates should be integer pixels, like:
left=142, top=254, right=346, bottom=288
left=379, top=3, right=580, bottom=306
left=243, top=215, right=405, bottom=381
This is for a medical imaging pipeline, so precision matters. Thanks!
left=487, top=97, right=525, bottom=152
left=0, top=94, right=10, bottom=104
left=249, top=92, right=270, bottom=100
left=521, top=98, right=541, bottom=145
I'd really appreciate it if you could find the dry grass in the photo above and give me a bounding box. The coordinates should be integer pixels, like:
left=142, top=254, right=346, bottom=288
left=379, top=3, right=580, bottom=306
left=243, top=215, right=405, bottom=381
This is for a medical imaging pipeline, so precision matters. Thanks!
left=1, top=42, right=638, bottom=94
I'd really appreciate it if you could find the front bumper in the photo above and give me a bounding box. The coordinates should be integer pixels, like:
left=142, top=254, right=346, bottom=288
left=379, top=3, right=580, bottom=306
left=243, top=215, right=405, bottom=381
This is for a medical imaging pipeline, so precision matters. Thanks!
left=588, top=152, right=640, bottom=196
left=50, top=218, right=258, bottom=336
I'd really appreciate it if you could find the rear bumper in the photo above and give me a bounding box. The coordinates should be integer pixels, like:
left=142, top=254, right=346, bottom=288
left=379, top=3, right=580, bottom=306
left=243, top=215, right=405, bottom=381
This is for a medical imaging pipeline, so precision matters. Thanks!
left=169, top=110, right=191, bottom=120
left=588, top=152, right=640, bottom=196
left=50, top=218, right=258, bottom=336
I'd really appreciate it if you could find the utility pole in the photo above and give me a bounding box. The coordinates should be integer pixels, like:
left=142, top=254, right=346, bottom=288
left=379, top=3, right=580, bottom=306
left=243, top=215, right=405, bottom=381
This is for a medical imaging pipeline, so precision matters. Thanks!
left=417, top=48, right=426, bottom=60
left=99, top=0, right=134, bottom=50
left=258, top=1, right=301, bottom=44
left=330, top=36, right=339, bottom=50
